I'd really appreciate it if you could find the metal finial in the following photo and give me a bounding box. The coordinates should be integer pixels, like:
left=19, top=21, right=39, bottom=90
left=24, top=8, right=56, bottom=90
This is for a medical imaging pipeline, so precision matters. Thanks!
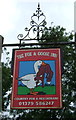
left=38, top=3, right=40, bottom=10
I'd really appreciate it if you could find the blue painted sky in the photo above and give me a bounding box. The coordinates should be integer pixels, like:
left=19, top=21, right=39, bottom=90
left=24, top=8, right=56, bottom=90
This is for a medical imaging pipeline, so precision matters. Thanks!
left=18, top=60, right=56, bottom=85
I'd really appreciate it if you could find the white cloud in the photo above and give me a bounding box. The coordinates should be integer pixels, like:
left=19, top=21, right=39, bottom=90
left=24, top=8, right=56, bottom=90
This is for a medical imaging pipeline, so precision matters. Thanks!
left=18, top=0, right=75, bottom=3
left=0, top=0, right=20, bottom=35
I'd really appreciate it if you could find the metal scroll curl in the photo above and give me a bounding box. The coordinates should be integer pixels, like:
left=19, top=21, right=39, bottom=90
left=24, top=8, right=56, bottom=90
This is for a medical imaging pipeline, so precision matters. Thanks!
left=17, top=3, right=47, bottom=41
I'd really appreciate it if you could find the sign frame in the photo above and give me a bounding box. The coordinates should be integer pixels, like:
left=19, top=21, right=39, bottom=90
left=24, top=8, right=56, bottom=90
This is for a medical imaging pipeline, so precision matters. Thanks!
left=11, top=48, right=62, bottom=109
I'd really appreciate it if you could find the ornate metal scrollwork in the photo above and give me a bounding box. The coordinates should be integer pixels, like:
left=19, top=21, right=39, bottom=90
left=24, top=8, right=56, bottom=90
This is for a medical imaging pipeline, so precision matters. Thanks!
left=17, top=3, right=47, bottom=42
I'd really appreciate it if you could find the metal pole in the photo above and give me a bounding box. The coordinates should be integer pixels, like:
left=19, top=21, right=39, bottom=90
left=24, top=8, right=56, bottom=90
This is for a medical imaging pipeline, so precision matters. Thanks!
left=0, top=35, right=4, bottom=113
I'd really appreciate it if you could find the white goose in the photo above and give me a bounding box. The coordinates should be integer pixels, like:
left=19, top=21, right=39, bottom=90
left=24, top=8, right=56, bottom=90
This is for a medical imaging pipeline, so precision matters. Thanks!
left=18, top=60, right=43, bottom=95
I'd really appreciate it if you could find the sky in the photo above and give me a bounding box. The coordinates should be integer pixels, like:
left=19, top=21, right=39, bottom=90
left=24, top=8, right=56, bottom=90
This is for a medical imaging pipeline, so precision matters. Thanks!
left=0, top=0, right=76, bottom=60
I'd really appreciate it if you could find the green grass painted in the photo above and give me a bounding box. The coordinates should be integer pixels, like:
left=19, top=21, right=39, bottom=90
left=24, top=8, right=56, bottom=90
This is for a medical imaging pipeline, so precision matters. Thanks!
left=18, top=85, right=56, bottom=95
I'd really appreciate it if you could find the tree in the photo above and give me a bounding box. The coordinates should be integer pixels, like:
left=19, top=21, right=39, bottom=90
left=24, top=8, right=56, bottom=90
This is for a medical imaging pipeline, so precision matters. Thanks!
left=2, top=25, right=76, bottom=119
left=2, top=48, right=12, bottom=119
left=37, top=25, right=76, bottom=119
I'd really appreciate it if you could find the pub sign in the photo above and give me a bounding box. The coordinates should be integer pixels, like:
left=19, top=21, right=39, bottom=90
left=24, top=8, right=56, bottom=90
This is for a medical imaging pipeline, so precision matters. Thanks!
left=11, top=48, right=62, bottom=109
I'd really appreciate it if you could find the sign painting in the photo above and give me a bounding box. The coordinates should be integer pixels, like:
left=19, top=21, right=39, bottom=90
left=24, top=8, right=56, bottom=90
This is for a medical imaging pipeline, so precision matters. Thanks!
left=11, top=48, right=62, bottom=109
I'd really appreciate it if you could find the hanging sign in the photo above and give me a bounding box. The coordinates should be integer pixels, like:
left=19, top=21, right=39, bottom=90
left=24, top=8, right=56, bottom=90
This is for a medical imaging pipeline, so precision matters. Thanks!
left=11, top=48, right=62, bottom=109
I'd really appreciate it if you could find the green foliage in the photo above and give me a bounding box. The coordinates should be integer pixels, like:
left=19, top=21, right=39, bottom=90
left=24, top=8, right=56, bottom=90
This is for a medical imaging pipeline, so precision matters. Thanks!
left=39, top=25, right=73, bottom=48
left=2, top=63, right=12, bottom=96
left=2, top=48, right=12, bottom=112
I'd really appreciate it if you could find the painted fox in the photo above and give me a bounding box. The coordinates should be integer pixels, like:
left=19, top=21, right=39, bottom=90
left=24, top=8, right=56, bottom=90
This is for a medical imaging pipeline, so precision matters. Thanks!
left=35, top=62, right=53, bottom=87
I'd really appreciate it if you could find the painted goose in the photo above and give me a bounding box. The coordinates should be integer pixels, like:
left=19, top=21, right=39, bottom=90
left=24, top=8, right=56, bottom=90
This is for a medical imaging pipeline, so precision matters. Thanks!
left=18, top=60, right=43, bottom=95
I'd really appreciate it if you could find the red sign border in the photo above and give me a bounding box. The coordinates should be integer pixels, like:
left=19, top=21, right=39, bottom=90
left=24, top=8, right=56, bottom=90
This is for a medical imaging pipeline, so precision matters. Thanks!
left=11, top=48, right=62, bottom=109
